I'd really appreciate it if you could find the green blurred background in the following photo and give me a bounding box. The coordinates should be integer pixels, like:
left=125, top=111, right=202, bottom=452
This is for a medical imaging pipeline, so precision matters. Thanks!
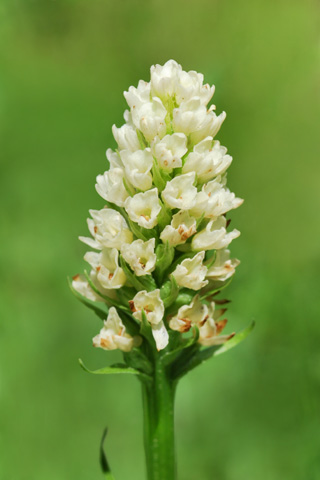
left=1, top=0, right=319, bottom=478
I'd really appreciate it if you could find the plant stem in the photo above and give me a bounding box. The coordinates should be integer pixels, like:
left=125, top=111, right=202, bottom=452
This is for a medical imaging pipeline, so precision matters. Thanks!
left=141, top=354, right=177, bottom=480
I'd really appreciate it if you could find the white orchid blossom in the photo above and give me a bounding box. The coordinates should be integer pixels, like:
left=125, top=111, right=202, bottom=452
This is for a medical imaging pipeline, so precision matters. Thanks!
left=169, top=296, right=208, bottom=333
left=112, top=123, right=140, bottom=152
left=160, top=210, right=196, bottom=246
left=106, top=148, right=123, bottom=169
left=130, top=290, right=168, bottom=351
left=129, top=97, right=167, bottom=142
left=152, top=133, right=188, bottom=172
left=150, top=60, right=214, bottom=106
left=93, top=307, right=139, bottom=352
left=95, top=168, right=129, bottom=207
left=206, top=248, right=240, bottom=281
left=72, top=273, right=103, bottom=302
left=173, top=251, right=208, bottom=290
left=84, top=249, right=126, bottom=289
left=198, top=302, right=234, bottom=347
left=79, top=208, right=133, bottom=250
left=192, top=216, right=240, bottom=252
left=162, top=172, right=197, bottom=210
left=125, top=188, right=161, bottom=229
left=183, top=138, right=232, bottom=182
left=121, top=238, right=156, bottom=276
left=74, top=60, right=243, bottom=360
left=190, top=179, right=243, bottom=219
left=120, top=148, right=153, bottom=191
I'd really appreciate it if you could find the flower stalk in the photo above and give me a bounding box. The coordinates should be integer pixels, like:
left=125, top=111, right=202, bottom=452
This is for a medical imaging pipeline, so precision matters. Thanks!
left=71, top=60, right=253, bottom=479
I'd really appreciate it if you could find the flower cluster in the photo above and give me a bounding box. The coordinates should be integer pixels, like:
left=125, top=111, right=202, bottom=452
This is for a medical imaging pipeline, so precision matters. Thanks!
left=72, top=60, right=242, bottom=354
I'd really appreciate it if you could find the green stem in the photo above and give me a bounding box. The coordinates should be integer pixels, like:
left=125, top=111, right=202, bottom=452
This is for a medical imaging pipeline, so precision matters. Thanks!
left=142, top=354, right=177, bottom=480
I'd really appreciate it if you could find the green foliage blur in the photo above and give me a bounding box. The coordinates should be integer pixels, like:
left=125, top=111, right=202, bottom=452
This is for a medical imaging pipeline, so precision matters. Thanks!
left=1, top=0, right=319, bottom=479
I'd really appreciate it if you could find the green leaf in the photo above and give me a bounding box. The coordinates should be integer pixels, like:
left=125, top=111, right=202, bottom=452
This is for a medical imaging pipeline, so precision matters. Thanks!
left=123, top=348, right=153, bottom=375
left=160, top=275, right=179, bottom=308
left=152, top=158, right=171, bottom=192
left=162, top=326, right=199, bottom=366
left=172, top=321, right=255, bottom=378
left=100, top=428, right=115, bottom=480
left=165, top=290, right=195, bottom=316
left=79, top=359, right=151, bottom=382
left=123, top=177, right=135, bottom=196
left=127, top=217, right=155, bottom=242
left=204, top=249, right=217, bottom=269
left=68, top=277, right=108, bottom=320
left=199, top=276, right=233, bottom=301
left=136, top=129, right=149, bottom=149
left=213, top=321, right=255, bottom=356
left=157, top=201, right=172, bottom=231
left=154, top=242, right=175, bottom=284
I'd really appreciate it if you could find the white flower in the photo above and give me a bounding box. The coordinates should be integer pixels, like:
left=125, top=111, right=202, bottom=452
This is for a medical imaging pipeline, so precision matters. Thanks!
left=198, top=302, right=234, bottom=347
left=84, top=249, right=126, bottom=289
left=129, top=97, right=167, bottom=142
left=95, top=168, right=129, bottom=207
left=152, top=133, right=187, bottom=172
left=79, top=208, right=133, bottom=250
left=169, top=296, right=208, bottom=333
left=112, top=123, right=140, bottom=152
left=72, top=273, right=103, bottom=302
left=130, top=290, right=168, bottom=350
left=190, top=107, right=226, bottom=145
left=162, top=172, right=197, bottom=209
left=190, top=179, right=243, bottom=219
left=173, top=97, right=225, bottom=143
left=150, top=59, right=181, bottom=99
left=150, top=59, right=214, bottom=106
left=172, top=251, right=208, bottom=290
left=106, top=148, right=123, bottom=169
left=160, top=210, right=196, bottom=246
left=183, top=138, right=232, bottom=182
left=192, top=217, right=240, bottom=251
left=206, top=248, right=240, bottom=281
left=121, top=239, right=156, bottom=276
left=125, top=188, right=161, bottom=229
left=176, top=70, right=214, bottom=106
left=93, top=307, right=138, bottom=352
left=124, top=80, right=151, bottom=108
left=120, top=148, right=153, bottom=191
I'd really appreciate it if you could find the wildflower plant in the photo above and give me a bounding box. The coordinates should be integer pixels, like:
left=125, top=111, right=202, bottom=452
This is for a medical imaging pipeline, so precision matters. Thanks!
left=71, top=60, right=253, bottom=480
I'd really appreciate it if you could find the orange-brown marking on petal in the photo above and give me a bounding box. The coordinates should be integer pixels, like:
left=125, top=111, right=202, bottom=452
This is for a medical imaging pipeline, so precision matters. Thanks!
left=216, top=318, right=228, bottom=334
left=94, top=226, right=98, bottom=233
left=108, top=273, right=114, bottom=280
left=180, top=318, right=192, bottom=332
left=129, top=300, right=136, bottom=312
left=100, top=338, right=111, bottom=348
left=96, top=266, right=101, bottom=272
left=199, top=315, right=209, bottom=327
left=72, top=274, right=80, bottom=281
